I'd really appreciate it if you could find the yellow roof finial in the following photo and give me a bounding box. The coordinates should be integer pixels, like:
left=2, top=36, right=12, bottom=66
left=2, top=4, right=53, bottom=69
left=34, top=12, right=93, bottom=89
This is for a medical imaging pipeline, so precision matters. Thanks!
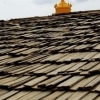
left=61, top=0, right=65, bottom=3
left=54, top=0, right=72, bottom=14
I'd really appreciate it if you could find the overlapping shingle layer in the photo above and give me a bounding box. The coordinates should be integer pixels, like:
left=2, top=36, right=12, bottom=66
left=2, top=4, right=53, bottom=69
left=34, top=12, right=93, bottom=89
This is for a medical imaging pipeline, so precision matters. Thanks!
left=0, top=10, right=100, bottom=100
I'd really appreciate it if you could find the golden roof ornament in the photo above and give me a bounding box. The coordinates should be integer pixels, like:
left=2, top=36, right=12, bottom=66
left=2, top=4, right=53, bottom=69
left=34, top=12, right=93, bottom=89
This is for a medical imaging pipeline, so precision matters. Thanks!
left=54, top=0, right=72, bottom=14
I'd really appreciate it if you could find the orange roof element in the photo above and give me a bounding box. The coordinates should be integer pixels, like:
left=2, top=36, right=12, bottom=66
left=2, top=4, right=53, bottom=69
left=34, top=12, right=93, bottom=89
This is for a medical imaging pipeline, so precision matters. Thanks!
left=54, top=0, right=72, bottom=14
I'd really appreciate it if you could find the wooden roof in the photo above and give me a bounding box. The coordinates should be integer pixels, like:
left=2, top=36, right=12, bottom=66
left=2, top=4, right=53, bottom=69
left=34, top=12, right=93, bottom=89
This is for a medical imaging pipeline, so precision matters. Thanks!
left=0, top=10, right=100, bottom=100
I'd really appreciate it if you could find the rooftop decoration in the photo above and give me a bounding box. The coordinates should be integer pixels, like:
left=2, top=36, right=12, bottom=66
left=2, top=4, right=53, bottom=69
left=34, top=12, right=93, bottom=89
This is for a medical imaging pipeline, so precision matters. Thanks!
left=54, top=0, right=72, bottom=14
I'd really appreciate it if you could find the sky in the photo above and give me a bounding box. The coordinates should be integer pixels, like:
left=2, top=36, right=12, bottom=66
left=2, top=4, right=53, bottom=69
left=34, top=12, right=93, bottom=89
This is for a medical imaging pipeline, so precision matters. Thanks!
left=0, top=0, right=100, bottom=20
